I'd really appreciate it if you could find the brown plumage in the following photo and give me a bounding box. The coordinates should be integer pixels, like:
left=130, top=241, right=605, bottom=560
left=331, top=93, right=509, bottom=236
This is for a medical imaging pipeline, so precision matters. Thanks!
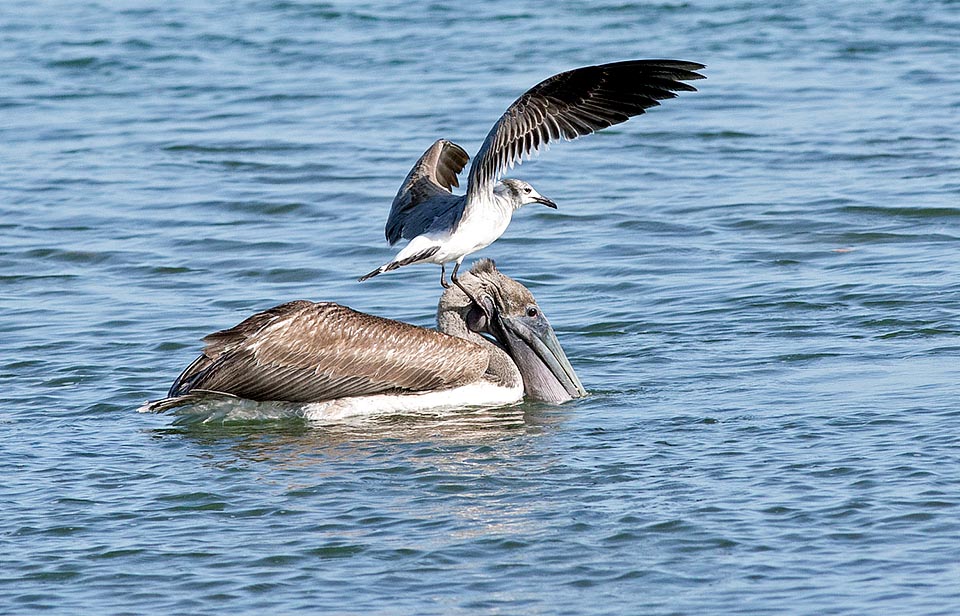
left=168, top=300, right=489, bottom=403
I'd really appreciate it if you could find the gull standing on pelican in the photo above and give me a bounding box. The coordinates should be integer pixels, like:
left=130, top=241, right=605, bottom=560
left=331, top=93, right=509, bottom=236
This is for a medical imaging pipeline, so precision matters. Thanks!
left=359, top=59, right=705, bottom=294
left=143, top=260, right=585, bottom=419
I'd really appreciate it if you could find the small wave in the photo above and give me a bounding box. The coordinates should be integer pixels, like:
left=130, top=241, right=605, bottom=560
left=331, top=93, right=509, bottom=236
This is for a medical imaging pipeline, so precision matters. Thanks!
left=162, top=142, right=312, bottom=154
left=842, top=204, right=960, bottom=220
left=46, top=56, right=133, bottom=72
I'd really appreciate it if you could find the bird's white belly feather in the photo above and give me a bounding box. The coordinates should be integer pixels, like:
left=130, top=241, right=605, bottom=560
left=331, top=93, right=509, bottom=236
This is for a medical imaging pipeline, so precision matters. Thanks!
left=301, top=380, right=523, bottom=421
left=431, top=211, right=511, bottom=263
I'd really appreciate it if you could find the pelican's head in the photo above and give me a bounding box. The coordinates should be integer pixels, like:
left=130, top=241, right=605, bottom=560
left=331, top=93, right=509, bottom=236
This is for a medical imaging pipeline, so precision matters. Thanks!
left=498, top=179, right=557, bottom=210
left=439, top=259, right=585, bottom=404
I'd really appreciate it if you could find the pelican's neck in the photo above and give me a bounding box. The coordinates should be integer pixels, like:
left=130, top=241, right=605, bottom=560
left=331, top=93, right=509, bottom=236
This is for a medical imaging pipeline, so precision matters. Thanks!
left=437, top=307, right=496, bottom=348
left=437, top=307, right=522, bottom=390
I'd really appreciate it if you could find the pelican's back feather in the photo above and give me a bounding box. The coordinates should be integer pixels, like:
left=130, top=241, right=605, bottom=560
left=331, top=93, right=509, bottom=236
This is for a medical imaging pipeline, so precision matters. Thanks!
left=169, top=300, right=489, bottom=402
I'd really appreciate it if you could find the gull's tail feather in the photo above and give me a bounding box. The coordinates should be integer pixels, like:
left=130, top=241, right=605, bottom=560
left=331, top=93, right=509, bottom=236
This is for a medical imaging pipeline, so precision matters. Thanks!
left=358, top=246, right=441, bottom=282
left=358, top=265, right=386, bottom=282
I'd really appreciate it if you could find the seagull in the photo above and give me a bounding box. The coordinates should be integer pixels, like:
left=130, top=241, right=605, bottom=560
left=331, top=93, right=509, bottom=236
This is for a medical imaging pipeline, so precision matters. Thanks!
left=359, top=59, right=705, bottom=298
left=142, top=259, right=585, bottom=419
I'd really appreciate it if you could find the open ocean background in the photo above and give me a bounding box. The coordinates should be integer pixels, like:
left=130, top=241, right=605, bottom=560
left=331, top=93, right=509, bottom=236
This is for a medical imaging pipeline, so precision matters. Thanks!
left=3, top=1, right=959, bottom=613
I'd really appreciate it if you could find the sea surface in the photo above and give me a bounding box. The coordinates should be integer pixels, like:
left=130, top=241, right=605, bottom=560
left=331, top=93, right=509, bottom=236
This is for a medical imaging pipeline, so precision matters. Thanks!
left=3, top=1, right=959, bottom=614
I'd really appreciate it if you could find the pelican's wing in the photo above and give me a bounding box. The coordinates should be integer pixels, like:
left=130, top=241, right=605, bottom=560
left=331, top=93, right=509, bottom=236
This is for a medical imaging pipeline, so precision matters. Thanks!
left=385, top=139, right=470, bottom=245
left=167, top=300, right=489, bottom=403
left=465, top=60, right=705, bottom=200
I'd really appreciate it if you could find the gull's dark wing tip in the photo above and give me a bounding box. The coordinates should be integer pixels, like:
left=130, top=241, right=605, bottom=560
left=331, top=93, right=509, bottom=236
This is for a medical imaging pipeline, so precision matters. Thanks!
left=466, top=58, right=706, bottom=196
left=626, top=59, right=707, bottom=88
left=633, top=59, right=706, bottom=71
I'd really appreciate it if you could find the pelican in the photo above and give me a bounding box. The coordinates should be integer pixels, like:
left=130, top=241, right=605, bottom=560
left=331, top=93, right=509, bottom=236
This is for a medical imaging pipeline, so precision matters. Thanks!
left=142, top=260, right=585, bottom=419
left=359, top=59, right=705, bottom=297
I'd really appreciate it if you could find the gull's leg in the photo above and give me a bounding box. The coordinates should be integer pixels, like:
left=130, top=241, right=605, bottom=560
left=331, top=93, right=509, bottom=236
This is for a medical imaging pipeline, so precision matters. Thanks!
left=451, top=260, right=488, bottom=317
left=440, top=263, right=450, bottom=289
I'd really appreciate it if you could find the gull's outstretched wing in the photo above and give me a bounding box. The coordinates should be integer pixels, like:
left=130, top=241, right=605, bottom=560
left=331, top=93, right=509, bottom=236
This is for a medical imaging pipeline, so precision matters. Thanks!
left=166, top=300, right=489, bottom=403
left=465, top=60, right=705, bottom=201
left=385, top=139, right=470, bottom=244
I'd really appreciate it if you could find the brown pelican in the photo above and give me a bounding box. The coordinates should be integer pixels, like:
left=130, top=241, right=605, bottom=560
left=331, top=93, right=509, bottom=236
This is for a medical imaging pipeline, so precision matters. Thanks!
left=359, top=59, right=705, bottom=298
left=143, top=260, right=585, bottom=419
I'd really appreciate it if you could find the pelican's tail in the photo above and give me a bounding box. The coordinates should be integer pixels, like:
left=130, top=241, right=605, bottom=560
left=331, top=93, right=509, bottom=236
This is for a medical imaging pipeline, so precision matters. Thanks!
left=358, top=246, right=440, bottom=282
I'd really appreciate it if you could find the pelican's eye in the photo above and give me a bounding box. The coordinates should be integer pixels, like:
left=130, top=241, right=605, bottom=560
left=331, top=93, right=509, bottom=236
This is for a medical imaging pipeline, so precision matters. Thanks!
left=526, top=306, right=539, bottom=318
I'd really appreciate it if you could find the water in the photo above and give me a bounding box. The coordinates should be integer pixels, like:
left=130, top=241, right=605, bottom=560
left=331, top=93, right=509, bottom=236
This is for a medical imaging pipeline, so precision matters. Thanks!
left=3, top=0, right=959, bottom=613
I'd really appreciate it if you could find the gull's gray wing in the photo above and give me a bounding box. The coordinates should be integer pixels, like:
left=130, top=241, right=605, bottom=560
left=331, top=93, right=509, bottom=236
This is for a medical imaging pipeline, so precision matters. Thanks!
left=167, top=300, right=489, bottom=403
left=385, top=139, right=470, bottom=245
left=465, top=60, right=705, bottom=201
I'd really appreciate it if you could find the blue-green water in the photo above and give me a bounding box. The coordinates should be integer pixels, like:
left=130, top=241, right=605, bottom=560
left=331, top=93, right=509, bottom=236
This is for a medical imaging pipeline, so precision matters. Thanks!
left=3, top=1, right=959, bottom=613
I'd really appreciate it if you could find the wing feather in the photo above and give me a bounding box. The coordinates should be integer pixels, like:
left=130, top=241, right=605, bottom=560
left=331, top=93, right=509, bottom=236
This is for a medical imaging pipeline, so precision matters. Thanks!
left=169, top=301, right=490, bottom=403
left=385, top=139, right=469, bottom=245
left=465, top=60, right=705, bottom=200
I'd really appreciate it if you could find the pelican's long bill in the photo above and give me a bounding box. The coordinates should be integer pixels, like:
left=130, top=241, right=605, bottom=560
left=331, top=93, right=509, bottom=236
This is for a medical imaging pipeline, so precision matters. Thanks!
left=492, top=307, right=586, bottom=404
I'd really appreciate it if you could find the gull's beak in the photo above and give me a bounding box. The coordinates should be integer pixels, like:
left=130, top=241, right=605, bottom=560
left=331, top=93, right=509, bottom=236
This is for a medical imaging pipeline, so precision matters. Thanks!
left=535, top=195, right=557, bottom=209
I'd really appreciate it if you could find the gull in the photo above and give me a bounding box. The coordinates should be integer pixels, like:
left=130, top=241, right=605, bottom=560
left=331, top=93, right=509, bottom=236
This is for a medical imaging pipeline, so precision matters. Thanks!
left=359, top=59, right=705, bottom=298
left=141, top=259, right=585, bottom=419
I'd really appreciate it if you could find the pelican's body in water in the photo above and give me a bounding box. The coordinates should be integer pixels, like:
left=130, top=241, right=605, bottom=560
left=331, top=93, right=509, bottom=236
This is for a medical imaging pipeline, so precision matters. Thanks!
left=143, top=260, right=585, bottom=420
left=359, top=59, right=705, bottom=291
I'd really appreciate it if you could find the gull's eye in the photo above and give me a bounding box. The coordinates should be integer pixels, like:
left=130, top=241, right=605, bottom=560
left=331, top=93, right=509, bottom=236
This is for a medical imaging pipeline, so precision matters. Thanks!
left=524, top=187, right=532, bottom=194
left=526, top=306, right=539, bottom=318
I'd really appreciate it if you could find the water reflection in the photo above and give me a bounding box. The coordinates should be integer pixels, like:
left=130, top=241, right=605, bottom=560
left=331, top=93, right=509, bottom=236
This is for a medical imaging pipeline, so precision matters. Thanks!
left=147, top=399, right=575, bottom=468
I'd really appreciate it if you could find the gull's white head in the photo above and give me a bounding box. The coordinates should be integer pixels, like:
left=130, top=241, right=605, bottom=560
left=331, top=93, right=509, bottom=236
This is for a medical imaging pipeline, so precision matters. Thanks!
left=497, top=179, right=557, bottom=210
